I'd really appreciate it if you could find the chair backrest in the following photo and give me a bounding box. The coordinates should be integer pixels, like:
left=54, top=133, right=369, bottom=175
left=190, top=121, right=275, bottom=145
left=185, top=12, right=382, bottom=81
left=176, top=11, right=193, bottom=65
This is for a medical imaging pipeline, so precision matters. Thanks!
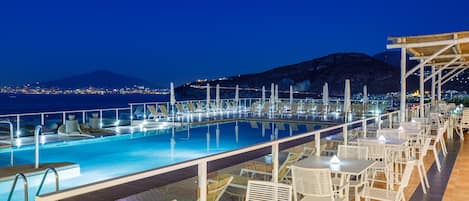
left=147, top=105, right=158, bottom=115
left=246, top=180, right=292, bottom=201
left=421, top=137, right=432, bottom=158
left=398, top=160, right=416, bottom=190
left=358, top=140, right=386, bottom=160
left=462, top=109, right=469, bottom=124
left=176, top=103, right=184, bottom=113
left=303, top=146, right=316, bottom=157
left=338, top=145, right=368, bottom=160
left=158, top=105, right=168, bottom=115
left=278, top=152, right=303, bottom=182
left=206, top=176, right=233, bottom=201
left=291, top=166, right=334, bottom=199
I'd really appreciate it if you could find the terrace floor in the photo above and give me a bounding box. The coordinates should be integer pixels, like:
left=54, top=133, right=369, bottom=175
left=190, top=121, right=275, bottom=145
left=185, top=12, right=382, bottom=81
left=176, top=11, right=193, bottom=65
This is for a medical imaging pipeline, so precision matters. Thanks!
left=60, top=130, right=468, bottom=201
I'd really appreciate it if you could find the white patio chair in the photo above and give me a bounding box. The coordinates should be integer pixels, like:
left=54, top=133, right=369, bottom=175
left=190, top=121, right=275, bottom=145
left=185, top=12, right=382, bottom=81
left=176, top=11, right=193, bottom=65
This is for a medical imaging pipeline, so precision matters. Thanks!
left=291, top=166, right=348, bottom=201
left=427, top=124, right=447, bottom=172
left=456, top=108, right=469, bottom=141
left=245, top=180, right=292, bottom=201
left=361, top=160, right=415, bottom=201
left=415, top=137, right=432, bottom=194
left=357, top=140, right=390, bottom=188
left=337, top=145, right=368, bottom=201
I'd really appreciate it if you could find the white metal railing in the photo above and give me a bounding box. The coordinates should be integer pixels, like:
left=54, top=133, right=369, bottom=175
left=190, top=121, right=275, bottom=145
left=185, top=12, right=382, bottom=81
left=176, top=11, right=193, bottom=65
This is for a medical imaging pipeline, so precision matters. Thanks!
left=0, top=97, right=391, bottom=138
left=0, top=107, right=131, bottom=137
left=35, top=108, right=400, bottom=201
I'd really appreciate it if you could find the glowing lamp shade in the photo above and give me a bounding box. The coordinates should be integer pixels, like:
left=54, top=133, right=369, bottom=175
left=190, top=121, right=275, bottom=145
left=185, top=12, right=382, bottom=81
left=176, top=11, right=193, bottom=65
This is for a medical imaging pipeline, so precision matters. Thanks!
left=330, top=155, right=340, bottom=164
left=378, top=135, right=386, bottom=142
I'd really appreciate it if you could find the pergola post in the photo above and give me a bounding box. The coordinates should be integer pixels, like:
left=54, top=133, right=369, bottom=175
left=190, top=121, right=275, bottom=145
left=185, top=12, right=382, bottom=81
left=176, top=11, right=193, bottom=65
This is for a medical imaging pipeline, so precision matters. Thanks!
left=431, top=66, right=436, bottom=105
left=419, top=63, right=425, bottom=117
left=437, top=70, right=442, bottom=100
left=400, top=47, right=407, bottom=122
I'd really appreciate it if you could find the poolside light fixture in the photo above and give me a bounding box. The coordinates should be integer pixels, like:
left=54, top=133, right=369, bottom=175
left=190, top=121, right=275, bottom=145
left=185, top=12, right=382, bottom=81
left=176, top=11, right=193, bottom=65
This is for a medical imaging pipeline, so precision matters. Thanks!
left=330, top=155, right=340, bottom=164
left=16, top=138, right=21, bottom=147
left=40, top=135, right=46, bottom=144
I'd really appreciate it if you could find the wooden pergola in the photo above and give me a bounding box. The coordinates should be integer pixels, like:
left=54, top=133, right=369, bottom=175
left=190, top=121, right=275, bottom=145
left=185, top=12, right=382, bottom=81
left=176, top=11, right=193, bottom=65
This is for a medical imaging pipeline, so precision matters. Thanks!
left=387, top=31, right=469, bottom=121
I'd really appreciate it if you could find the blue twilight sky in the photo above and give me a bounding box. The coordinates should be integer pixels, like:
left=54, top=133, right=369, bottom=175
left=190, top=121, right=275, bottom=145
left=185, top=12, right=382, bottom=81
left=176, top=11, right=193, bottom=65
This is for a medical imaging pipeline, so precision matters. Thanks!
left=0, top=0, right=468, bottom=86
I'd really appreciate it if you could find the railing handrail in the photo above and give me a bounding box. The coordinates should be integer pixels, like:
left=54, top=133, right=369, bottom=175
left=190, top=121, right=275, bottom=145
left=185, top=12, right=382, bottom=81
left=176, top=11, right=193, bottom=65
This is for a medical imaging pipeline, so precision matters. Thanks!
left=0, top=107, right=131, bottom=118
left=35, top=109, right=398, bottom=201
left=7, top=172, right=28, bottom=201
left=36, top=168, right=59, bottom=196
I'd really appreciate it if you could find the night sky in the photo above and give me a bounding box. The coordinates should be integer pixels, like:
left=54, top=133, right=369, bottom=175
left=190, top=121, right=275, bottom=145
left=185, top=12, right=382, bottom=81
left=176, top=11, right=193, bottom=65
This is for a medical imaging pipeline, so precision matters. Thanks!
left=1, top=0, right=468, bottom=86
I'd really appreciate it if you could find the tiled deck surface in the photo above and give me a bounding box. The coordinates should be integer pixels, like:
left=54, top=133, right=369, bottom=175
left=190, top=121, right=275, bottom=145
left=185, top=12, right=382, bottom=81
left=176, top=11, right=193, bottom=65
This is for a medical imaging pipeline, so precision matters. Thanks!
left=443, top=133, right=469, bottom=201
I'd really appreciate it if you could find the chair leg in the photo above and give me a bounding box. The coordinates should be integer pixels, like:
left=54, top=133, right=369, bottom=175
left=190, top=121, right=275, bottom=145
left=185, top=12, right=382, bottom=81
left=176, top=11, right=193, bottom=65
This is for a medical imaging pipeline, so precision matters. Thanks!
left=433, top=147, right=442, bottom=172
left=354, top=187, right=359, bottom=201
left=440, top=136, right=448, bottom=156
left=420, top=161, right=430, bottom=188
left=417, top=162, right=427, bottom=194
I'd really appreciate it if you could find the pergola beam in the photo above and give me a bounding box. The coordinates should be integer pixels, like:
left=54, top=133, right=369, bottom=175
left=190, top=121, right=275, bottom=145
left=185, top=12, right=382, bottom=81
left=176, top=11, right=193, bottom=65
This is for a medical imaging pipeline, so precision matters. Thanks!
left=387, top=37, right=469, bottom=49
left=424, top=56, right=461, bottom=82
left=405, top=43, right=455, bottom=78
left=440, top=66, right=465, bottom=81
left=441, top=68, right=467, bottom=85
left=409, top=53, right=469, bottom=60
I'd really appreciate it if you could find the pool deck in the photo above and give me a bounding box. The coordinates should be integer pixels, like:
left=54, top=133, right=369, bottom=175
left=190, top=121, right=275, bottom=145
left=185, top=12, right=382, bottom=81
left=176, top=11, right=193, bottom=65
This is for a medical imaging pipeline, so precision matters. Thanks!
left=0, top=162, right=78, bottom=182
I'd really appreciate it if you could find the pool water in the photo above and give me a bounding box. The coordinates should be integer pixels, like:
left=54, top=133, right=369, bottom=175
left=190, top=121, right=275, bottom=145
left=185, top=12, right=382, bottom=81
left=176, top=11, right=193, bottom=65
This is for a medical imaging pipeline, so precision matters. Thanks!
left=0, top=121, right=320, bottom=201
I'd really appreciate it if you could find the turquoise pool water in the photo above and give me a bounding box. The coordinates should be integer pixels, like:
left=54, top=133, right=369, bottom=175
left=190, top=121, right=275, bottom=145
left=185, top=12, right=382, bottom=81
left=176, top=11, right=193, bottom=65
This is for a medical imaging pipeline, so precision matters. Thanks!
left=0, top=121, right=320, bottom=201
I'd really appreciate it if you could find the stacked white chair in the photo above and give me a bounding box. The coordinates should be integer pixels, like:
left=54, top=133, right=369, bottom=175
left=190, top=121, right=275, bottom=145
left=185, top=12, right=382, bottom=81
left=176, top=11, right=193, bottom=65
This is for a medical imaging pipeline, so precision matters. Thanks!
left=291, top=166, right=348, bottom=201
left=360, top=160, right=416, bottom=201
left=245, top=180, right=292, bottom=201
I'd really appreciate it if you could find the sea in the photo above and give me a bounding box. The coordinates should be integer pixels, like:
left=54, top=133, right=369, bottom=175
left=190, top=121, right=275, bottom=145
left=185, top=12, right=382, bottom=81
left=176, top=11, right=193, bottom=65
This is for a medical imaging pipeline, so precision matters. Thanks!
left=0, top=94, right=168, bottom=115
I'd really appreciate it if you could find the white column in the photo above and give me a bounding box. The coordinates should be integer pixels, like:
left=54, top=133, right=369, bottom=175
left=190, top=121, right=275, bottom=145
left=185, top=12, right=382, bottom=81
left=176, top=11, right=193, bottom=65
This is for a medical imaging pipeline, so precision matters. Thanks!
left=272, top=143, right=279, bottom=183
left=438, top=70, right=442, bottom=100
left=400, top=48, right=407, bottom=122
left=431, top=66, right=436, bottom=105
left=198, top=161, right=207, bottom=201
left=419, top=64, right=424, bottom=117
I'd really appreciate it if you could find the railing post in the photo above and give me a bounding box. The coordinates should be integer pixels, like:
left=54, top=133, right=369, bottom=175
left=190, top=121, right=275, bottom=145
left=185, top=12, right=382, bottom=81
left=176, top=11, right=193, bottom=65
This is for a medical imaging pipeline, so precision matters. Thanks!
left=143, top=104, right=147, bottom=119
left=62, top=112, right=66, bottom=124
left=198, top=161, right=207, bottom=201
left=272, top=143, right=279, bottom=183
left=130, top=104, right=133, bottom=126
left=388, top=113, right=392, bottom=128
left=99, top=110, right=103, bottom=128
left=35, top=125, right=42, bottom=169
left=315, top=132, right=320, bottom=156
left=82, top=111, right=86, bottom=124
left=343, top=124, right=348, bottom=145
left=41, top=113, right=45, bottom=126
left=362, top=120, right=367, bottom=137
left=115, top=109, right=119, bottom=121
left=16, top=115, right=20, bottom=137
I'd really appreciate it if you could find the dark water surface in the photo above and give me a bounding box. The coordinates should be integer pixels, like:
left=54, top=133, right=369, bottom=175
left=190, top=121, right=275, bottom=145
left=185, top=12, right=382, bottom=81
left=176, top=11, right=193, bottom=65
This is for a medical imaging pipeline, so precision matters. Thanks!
left=0, top=94, right=168, bottom=114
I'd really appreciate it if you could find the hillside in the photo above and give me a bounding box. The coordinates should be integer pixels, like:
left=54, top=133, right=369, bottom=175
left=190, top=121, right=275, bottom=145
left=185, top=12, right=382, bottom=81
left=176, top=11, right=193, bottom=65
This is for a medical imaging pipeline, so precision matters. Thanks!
left=176, top=53, right=420, bottom=99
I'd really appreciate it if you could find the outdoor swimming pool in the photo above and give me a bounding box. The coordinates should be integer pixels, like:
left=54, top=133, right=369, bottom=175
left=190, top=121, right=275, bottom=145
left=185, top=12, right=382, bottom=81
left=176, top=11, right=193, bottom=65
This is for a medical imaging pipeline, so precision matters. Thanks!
left=0, top=120, right=325, bottom=201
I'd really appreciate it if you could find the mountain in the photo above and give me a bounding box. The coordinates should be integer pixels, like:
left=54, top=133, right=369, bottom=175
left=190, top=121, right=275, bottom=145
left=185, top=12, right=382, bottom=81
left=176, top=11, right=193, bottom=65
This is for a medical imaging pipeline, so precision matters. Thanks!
left=176, top=53, right=420, bottom=99
left=373, top=50, right=419, bottom=69
left=41, top=70, right=155, bottom=89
